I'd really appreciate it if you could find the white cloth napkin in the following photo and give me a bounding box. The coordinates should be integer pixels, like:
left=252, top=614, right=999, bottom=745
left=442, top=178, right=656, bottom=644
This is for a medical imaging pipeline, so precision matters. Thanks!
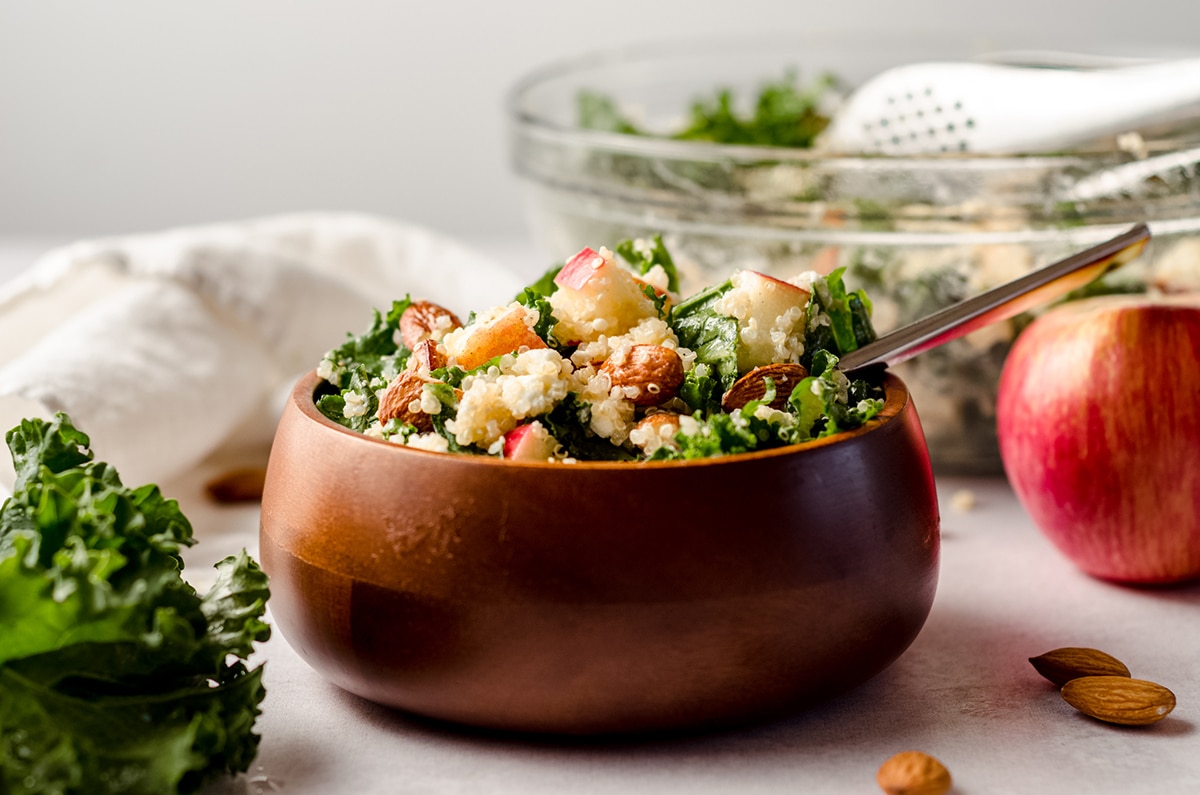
left=0, top=213, right=523, bottom=491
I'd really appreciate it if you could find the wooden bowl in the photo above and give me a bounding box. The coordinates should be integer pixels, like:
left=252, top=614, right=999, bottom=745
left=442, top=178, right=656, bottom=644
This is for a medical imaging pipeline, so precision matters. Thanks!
left=260, top=371, right=940, bottom=734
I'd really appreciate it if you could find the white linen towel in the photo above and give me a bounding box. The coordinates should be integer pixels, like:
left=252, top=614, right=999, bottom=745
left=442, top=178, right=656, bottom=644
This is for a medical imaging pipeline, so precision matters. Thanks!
left=0, top=213, right=524, bottom=491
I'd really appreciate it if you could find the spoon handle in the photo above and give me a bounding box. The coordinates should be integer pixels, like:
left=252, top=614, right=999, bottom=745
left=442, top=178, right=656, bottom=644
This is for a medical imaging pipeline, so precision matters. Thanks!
left=836, top=222, right=1151, bottom=376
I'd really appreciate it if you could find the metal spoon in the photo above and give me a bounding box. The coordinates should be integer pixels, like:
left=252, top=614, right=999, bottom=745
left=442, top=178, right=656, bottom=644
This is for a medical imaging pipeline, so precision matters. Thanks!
left=836, top=222, right=1151, bottom=375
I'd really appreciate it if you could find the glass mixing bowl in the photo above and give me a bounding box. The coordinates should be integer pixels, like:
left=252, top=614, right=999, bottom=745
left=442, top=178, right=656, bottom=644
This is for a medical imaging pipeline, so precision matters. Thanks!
left=507, top=36, right=1200, bottom=474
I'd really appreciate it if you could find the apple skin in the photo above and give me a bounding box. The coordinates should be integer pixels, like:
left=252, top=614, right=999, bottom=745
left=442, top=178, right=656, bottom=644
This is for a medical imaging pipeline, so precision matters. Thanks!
left=555, top=247, right=606, bottom=290
left=996, top=294, right=1200, bottom=584
left=502, top=421, right=558, bottom=461
left=721, top=270, right=811, bottom=372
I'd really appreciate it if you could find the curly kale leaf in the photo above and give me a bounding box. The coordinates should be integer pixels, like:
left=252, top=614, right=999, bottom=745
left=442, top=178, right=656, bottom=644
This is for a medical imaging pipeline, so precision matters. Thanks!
left=615, top=235, right=680, bottom=294
left=0, top=415, right=270, bottom=795
left=540, top=395, right=637, bottom=462
left=787, top=350, right=884, bottom=441
left=514, top=288, right=565, bottom=350
left=651, top=379, right=790, bottom=461
left=669, top=280, right=738, bottom=412
left=317, top=297, right=413, bottom=390
left=579, top=70, right=836, bottom=149
left=577, top=90, right=642, bottom=135
left=802, top=267, right=876, bottom=369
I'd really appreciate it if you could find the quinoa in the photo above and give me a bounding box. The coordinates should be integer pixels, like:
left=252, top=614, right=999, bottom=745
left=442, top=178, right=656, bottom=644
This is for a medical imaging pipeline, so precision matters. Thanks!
left=314, top=237, right=885, bottom=461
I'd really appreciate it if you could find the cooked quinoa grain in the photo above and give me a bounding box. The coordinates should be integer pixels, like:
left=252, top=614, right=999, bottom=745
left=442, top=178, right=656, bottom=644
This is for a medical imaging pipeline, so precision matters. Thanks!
left=315, top=237, right=885, bottom=461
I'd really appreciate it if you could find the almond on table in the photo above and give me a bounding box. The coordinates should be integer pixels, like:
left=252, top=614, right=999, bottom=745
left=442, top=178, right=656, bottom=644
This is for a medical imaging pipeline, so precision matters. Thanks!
left=1029, top=647, right=1132, bottom=686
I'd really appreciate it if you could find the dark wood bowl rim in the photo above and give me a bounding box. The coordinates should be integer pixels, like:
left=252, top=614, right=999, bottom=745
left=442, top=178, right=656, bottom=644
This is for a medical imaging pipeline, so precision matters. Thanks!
left=291, top=369, right=912, bottom=471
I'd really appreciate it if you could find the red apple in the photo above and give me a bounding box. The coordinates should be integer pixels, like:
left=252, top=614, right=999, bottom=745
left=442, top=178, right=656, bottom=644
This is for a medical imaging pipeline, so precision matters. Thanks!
left=502, top=421, right=558, bottom=461
left=997, top=294, right=1200, bottom=584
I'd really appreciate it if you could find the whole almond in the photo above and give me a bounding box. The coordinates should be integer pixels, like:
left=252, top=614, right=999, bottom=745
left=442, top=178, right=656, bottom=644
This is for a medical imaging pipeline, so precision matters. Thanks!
left=1029, top=647, right=1131, bottom=686
left=876, top=750, right=952, bottom=795
left=630, top=411, right=683, bottom=453
left=721, top=362, right=809, bottom=412
left=378, top=371, right=436, bottom=431
left=406, top=339, right=447, bottom=373
left=601, top=345, right=684, bottom=407
left=399, top=300, right=462, bottom=351
left=1060, top=675, right=1176, bottom=725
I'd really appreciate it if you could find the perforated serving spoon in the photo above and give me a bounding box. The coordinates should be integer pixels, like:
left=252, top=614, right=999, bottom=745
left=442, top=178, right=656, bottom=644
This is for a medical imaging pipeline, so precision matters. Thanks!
left=820, top=59, right=1200, bottom=155
left=837, top=223, right=1151, bottom=376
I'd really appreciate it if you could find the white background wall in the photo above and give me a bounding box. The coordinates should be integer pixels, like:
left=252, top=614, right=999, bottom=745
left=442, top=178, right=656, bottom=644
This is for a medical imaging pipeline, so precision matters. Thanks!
left=2, top=0, right=1199, bottom=241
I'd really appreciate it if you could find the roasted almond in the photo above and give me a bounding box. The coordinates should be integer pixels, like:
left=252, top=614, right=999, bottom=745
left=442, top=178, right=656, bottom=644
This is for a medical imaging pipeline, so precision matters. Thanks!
left=721, top=362, right=809, bottom=412
left=876, top=750, right=952, bottom=795
left=1029, top=647, right=1131, bottom=686
left=1060, top=675, right=1176, bottom=726
left=378, top=371, right=436, bottom=431
left=399, top=300, right=462, bottom=351
left=629, top=411, right=683, bottom=454
left=601, top=345, right=684, bottom=407
left=406, top=338, right=447, bottom=373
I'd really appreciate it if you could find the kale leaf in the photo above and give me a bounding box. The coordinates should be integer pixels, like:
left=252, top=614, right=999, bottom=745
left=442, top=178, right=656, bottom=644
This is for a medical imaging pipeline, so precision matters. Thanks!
left=317, top=297, right=413, bottom=390
left=615, top=235, right=681, bottom=294
left=801, top=267, right=876, bottom=370
left=578, top=70, right=837, bottom=149
left=668, top=280, right=738, bottom=412
left=788, top=350, right=884, bottom=441
left=0, top=414, right=270, bottom=795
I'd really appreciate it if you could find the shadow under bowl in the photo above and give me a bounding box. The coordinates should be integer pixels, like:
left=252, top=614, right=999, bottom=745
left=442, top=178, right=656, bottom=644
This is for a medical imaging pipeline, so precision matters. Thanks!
left=260, top=370, right=940, bottom=735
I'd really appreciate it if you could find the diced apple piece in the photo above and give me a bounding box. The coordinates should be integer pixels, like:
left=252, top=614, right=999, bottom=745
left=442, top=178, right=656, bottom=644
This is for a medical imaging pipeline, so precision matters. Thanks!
left=502, top=421, right=558, bottom=461
left=715, top=270, right=811, bottom=372
left=555, top=247, right=607, bottom=290
left=632, top=273, right=672, bottom=312
left=453, top=305, right=548, bottom=370
left=550, top=246, right=657, bottom=344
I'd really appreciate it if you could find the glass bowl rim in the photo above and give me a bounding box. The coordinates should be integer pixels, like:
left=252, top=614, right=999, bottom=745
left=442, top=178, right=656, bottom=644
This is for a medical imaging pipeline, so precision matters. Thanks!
left=506, top=34, right=1200, bottom=170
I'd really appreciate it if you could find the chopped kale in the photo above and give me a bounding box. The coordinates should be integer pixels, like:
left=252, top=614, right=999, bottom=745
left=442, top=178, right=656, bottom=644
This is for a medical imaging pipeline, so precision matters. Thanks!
left=0, top=415, right=269, bottom=794
left=615, top=235, right=681, bottom=294
left=578, top=70, right=837, bottom=149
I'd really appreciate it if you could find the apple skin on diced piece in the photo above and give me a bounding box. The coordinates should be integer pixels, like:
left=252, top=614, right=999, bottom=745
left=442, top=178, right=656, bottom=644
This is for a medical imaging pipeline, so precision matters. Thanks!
left=550, top=246, right=658, bottom=344
left=555, top=247, right=608, bottom=291
left=720, top=270, right=811, bottom=372
left=454, top=306, right=548, bottom=370
left=502, top=421, right=558, bottom=461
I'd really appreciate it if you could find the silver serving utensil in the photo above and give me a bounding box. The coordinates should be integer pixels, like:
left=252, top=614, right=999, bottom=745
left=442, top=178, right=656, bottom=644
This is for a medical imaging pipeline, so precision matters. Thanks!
left=837, top=222, right=1151, bottom=375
